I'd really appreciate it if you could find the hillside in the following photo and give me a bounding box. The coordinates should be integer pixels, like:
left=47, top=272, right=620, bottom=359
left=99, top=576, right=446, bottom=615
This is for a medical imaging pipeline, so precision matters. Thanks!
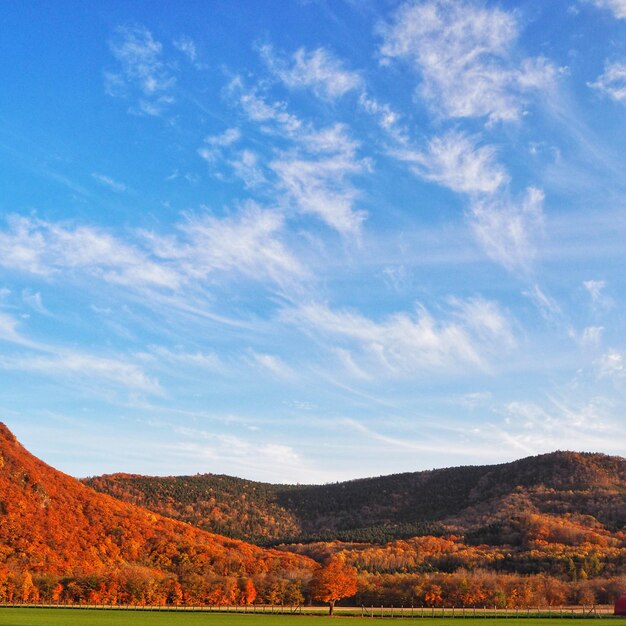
left=84, top=451, right=626, bottom=545
left=82, top=450, right=626, bottom=606
left=0, top=423, right=314, bottom=604
left=2, top=424, right=626, bottom=608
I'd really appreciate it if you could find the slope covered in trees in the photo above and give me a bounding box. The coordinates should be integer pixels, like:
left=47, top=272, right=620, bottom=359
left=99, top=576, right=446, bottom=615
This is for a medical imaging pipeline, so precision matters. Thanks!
left=0, top=423, right=315, bottom=604
left=84, top=451, right=626, bottom=545
left=3, top=423, right=626, bottom=608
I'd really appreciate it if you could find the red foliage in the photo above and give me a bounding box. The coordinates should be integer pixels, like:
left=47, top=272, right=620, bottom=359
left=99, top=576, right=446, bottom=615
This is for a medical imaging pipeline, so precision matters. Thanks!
left=310, top=555, right=357, bottom=615
left=0, top=423, right=315, bottom=604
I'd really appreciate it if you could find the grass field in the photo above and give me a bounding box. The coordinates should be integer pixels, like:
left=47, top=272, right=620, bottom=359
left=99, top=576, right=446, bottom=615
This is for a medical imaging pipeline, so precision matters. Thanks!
left=0, top=609, right=622, bottom=626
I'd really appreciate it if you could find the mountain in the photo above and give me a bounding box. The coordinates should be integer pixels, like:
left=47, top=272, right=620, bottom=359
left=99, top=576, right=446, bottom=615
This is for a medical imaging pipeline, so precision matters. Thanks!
left=0, top=423, right=314, bottom=604
left=2, top=423, right=625, bottom=608
left=84, top=451, right=626, bottom=545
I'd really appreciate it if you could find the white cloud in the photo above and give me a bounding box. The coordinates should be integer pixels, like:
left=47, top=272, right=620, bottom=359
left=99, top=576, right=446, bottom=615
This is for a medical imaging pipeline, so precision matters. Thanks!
left=205, top=127, right=241, bottom=147
left=198, top=128, right=241, bottom=164
left=450, top=296, right=516, bottom=349
left=456, top=391, right=493, bottom=409
left=0, top=312, right=39, bottom=348
left=248, top=351, right=294, bottom=380
left=21, top=290, right=48, bottom=315
left=146, top=203, right=306, bottom=287
left=138, top=346, right=223, bottom=371
left=583, top=279, right=607, bottom=302
left=379, top=0, right=556, bottom=124
left=172, top=427, right=310, bottom=482
left=596, top=348, right=626, bottom=379
left=105, top=25, right=175, bottom=116
left=229, top=150, right=266, bottom=188
left=231, top=79, right=367, bottom=236
left=359, top=93, right=407, bottom=143
left=173, top=35, right=197, bottom=62
left=386, top=130, right=542, bottom=274
left=232, top=80, right=302, bottom=135
left=333, top=347, right=372, bottom=380
left=523, top=284, right=561, bottom=320
left=582, top=279, right=613, bottom=310
left=261, top=45, right=362, bottom=100
left=271, top=147, right=366, bottom=237
left=581, top=326, right=604, bottom=347
left=392, top=131, right=509, bottom=194
left=91, top=172, right=126, bottom=192
left=0, top=207, right=305, bottom=294
left=284, top=297, right=514, bottom=377
left=0, top=352, right=161, bottom=394
left=498, top=393, right=617, bottom=452
left=0, top=215, right=179, bottom=288
left=470, top=187, right=545, bottom=273
left=591, top=0, right=626, bottom=19
left=568, top=324, right=604, bottom=347
left=589, top=61, right=626, bottom=103
left=0, top=310, right=159, bottom=396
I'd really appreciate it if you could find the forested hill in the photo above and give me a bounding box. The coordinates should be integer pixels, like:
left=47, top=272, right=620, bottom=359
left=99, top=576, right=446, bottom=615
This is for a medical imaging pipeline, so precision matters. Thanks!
left=0, top=423, right=313, bottom=592
left=83, top=451, right=626, bottom=545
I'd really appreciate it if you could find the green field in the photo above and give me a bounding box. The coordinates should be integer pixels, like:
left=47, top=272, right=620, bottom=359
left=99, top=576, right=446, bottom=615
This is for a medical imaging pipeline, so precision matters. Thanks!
left=0, top=610, right=622, bottom=626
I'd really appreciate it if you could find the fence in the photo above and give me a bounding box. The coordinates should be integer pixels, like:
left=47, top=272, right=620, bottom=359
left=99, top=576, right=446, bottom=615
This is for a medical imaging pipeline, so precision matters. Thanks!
left=0, top=602, right=618, bottom=618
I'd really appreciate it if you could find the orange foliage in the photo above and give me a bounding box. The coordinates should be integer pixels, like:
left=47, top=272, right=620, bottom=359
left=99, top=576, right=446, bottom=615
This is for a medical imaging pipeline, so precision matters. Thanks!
left=311, top=555, right=358, bottom=615
left=0, top=423, right=315, bottom=605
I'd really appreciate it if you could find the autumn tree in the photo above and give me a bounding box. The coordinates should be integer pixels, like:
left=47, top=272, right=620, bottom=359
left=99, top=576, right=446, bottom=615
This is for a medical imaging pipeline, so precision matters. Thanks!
left=240, top=578, right=257, bottom=605
left=310, top=556, right=357, bottom=616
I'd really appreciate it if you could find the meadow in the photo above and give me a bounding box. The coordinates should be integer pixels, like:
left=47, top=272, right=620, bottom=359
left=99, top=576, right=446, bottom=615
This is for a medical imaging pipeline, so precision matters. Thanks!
left=0, top=609, right=622, bottom=626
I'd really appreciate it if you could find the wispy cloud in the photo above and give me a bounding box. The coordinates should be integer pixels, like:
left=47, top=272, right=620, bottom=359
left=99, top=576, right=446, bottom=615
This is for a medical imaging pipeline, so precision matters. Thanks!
left=146, top=203, right=306, bottom=287
left=247, top=351, right=295, bottom=380
left=229, top=78, right=368, bottom=236
left=392, top=131, right=509, bottom=195
left=589, top=61, right=626, bottom=103
left=499, top=393, right=620, bottom=454
left=270, top=134, right=367, bottom=236
left=583, top=279, right=606, bottom=302
left=0, top=214, right=179, bottom=288
left=521, top=284, right=561, bottom=321
left=172, top=427, right=315, bottom=482
left=391, top=129, right=544, bottom=274
left=470, top=187, right=545, bottom=274
left=91, top=172, right=127, bottom=192
left=0, top=351, right=161, bottom=394
left=0, top=206, right=305, bottom=294
left=198, top=128, right=241, bottom=164
left=173, top=35, right=197, bottom=63
left=591, top=0, right=626, bottom=19
left=0, top=312, right=41, bottom=348
left=137, top=346, right=224, bottom=372
left=229, top=150, right=266, bottom=188
left=261, top=44, right=362, bottom=100
left=596, top=348, right=626, bottom=379
left=379, top=0, right=556, bottom=124
left=581, top=325, right=604, bottom=347
left=583, top=279, right=613, bottom=310
left=105, top=25, right=176, bottom=116
left=21, top=290, right=49, bottom=315
left=283, top=297, right=515, bottom=378
left=232, top=80, right=302, bottom=135
left=358, top=93, right=407, bottom=142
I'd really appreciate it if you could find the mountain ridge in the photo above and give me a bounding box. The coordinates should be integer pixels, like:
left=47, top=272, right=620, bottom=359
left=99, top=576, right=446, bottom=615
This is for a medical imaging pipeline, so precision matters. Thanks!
left=2, top=423, right=625, bottom=607
left=83, top=450, right=626, bottom=545
left=0, top=422, right=314, bottom=603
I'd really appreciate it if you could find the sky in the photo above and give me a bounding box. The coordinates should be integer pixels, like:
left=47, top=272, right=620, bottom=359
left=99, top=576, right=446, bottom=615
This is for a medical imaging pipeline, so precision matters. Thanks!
left=1, top=0, right=626, bottom=483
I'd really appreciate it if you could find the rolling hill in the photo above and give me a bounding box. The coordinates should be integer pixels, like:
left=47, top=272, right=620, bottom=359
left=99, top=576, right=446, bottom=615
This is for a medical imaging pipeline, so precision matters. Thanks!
left=84, top=451, right=626, bottom=545
left=0, top=423, right=314, bottom=604
left=2, top=422, right=625, bottom=607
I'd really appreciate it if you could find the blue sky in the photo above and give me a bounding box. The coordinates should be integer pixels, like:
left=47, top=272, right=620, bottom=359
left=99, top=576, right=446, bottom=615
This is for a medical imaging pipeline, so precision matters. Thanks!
left=1, top=0, right=626, bottom=483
